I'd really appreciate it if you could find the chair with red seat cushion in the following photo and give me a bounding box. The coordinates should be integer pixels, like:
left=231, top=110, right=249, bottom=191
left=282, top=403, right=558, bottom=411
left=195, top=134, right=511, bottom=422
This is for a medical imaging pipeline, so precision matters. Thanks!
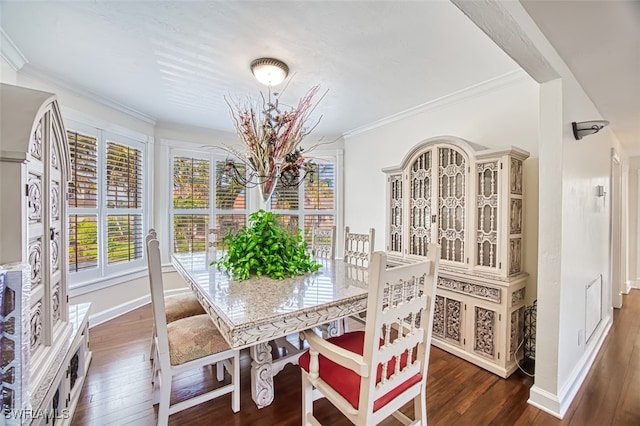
left=299, top=244, right=440, bottom=425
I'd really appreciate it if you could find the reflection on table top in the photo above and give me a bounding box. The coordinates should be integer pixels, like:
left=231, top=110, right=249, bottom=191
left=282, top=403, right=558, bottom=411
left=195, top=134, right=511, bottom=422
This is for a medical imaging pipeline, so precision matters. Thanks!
left=171, top=252, right=369, bottom=348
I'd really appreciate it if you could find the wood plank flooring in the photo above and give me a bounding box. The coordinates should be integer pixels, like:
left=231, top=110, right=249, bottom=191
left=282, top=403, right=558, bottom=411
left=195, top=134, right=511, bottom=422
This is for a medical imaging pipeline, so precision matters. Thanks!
left=71, top=290, right=640, bottom=425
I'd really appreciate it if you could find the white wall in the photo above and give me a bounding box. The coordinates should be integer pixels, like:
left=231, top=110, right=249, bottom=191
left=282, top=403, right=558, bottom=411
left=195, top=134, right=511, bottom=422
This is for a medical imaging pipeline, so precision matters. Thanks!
left=344, top=71, right=540, bottom=304
left=483, top=0, right=631, bottom=418
left=17, top=72, right=155, bottom=137
left=629, top=157, right=640, bottom=288
left=556, top=73, right=623, bottom=392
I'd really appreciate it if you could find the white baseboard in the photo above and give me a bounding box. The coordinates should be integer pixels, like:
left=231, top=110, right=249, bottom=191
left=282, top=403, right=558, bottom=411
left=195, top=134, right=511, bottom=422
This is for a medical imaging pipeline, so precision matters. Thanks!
left=624, top=280, right=633, bottom=294
left=630, top=280, right=640, bottom=290
left=527, top=314, right=612, bottom=418
left=88, top=287, right=189, bottom=328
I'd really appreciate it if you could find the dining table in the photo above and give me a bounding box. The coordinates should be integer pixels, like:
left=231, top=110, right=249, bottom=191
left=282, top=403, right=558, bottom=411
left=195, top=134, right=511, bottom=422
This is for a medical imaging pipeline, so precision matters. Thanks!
left=171, top=252, right=370, bottom=408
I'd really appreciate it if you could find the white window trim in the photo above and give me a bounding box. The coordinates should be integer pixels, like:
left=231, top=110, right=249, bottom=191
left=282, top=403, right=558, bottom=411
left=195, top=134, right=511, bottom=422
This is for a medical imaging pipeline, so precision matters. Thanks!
left=163, top=140, right=252, bottom=261
left=65, top=117, right=153, bottom=291
left=158, top=139, right=343, bottom=263
left=270, top=150, right=341, bottom=238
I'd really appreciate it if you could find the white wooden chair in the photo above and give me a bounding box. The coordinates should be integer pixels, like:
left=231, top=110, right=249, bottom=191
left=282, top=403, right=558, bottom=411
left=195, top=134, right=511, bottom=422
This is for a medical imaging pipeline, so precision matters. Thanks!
left=147, top=229, right=206, bottom=363
left=299, top=245, right=440, bottom=426
left=343, top=226, right=375, bottom=327
left=310, top=226, right=336, bottom=259
left=147, top=237, right=240, bottom=425
left=343, top=226, right=375, bottom=267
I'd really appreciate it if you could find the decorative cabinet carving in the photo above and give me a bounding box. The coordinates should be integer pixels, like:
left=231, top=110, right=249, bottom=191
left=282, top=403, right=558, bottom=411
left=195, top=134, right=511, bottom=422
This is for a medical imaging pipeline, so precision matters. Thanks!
left=1, top=84, right=91, bottom=424
left=384, top=136, right=528, bottom=377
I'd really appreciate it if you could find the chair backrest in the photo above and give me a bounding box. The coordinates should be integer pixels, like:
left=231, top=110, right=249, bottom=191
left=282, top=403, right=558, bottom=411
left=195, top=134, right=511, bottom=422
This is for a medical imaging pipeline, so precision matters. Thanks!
left=310, top=226, right=336, bottom=259
left=207, top=228, right=221, bottom=262
left=359, top=244, right=440, bottom=417
left=146, top=229, right=157, bottom=261
left=146, top=238, right=171, bottom=362
left=343, top=226, right=375, bottom=267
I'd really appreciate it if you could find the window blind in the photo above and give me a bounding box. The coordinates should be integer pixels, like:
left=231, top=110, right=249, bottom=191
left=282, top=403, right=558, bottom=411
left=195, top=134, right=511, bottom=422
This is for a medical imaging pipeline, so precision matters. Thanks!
left=68, top=214, right=98, bottom=272
left=304, top=163, right=335, bottom=210
left=68, top=130, right=99, bottom=272
left=107, top=214, right=143, bottom=264
left=173, top=214, right=208, bottom=253
left=173, top=157, right=210, bottom=209
left=106, top=142, right=142, bottom=208
left=215, top=160, right=246, bottom=210
left=68, top=131, right=98, bottom=208
left=105, top=141, right=144, bottom=264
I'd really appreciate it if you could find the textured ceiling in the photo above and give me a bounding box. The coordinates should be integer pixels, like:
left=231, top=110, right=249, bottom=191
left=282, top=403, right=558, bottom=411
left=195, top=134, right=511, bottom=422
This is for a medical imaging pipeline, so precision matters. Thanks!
left=3, top=1, right=635, bottom=154
left=0, top=0, right=519, bottom=138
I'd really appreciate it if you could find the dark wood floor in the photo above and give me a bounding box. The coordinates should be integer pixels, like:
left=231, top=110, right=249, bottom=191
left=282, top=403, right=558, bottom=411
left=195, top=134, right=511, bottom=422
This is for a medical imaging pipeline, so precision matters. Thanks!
left=72, top=290, right=640, bottom=425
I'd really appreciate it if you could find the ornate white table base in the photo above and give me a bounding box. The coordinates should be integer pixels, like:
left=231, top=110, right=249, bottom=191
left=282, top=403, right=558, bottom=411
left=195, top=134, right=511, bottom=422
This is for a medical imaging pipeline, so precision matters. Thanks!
left=250, top=338, right=306, bottom=408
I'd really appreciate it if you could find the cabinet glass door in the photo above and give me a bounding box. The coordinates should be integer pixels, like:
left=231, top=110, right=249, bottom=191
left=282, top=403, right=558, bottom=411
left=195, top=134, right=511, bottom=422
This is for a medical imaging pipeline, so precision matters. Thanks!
left=476, top=161, right=499, bottom=269
left=408, top=151, right=432, bottom=256
left=437, top=146, right=466, bottom=264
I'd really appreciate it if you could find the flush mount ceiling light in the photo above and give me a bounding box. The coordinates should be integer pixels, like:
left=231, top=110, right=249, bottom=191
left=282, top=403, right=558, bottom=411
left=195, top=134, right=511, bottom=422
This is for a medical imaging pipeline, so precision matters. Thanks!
left=250, top=57, right=289, bottom=87
left=572, top=120, right=610, bottom=140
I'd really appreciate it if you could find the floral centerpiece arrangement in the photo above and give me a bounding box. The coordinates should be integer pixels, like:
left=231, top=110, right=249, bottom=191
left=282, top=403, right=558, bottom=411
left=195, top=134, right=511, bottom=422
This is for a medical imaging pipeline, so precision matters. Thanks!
left=223, top=85, right=326, bottom=201
left=212, top=210, right=321, bottom=281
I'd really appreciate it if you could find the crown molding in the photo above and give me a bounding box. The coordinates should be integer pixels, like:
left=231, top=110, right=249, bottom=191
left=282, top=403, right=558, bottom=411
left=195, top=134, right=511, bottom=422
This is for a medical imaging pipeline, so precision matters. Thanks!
left=0, top=27, right=28, bottom=71
left=20, top=66, right=156, bottom=125
left=343, top=69, right=528, bottom=139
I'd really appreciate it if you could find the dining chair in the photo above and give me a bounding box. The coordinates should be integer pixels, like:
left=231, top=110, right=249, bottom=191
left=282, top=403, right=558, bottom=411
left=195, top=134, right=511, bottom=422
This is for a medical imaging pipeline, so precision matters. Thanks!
left=343, top=226, right=375, bottom=328
left=207, top=228, right=222, bottom=263
left=147, top=237, right=240, bottom=425
left=147, top=229, right=206, bottom=363
left=310, top=226, right=336, bottom=259
left=299, top=244, right=440, bottom=426
left=343, top=226, right=375, bottom=267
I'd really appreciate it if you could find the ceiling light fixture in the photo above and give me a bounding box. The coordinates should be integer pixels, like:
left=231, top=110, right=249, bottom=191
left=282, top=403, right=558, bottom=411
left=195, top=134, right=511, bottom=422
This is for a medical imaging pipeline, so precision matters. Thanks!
left=572, top=120, right=609, bottom=140
left=250, top=57, right=289, bottom=87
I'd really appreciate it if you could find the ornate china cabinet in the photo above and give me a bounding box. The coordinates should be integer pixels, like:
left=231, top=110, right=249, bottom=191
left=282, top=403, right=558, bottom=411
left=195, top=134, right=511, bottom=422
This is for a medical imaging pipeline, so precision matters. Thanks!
left=383, top=136, right=528, bottom=378
left=1, top=84, right=91, bottom=425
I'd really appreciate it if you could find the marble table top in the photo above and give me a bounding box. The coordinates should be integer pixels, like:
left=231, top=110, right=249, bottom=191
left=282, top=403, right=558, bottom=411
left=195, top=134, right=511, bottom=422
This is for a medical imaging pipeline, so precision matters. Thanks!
left=171, top=252, right=370, bottom=349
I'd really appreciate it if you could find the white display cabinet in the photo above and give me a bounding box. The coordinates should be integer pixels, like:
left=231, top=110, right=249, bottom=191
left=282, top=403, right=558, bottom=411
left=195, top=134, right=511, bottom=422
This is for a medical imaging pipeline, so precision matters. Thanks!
left=1, top=84, right=91, bottom=425
left=383, top=136, right=528, bottom=377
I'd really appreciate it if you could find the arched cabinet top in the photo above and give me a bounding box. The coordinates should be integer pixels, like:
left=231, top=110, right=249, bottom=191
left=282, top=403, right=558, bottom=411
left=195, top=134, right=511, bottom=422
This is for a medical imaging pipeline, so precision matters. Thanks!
left=382, top=135, right=529, bottom=174
left=0, top=83, right=71, bottom=177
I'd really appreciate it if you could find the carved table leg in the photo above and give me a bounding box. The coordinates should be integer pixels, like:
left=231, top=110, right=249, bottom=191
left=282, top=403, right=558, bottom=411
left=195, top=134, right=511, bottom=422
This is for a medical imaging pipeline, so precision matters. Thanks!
left=250, top=342, right=274, bottom=408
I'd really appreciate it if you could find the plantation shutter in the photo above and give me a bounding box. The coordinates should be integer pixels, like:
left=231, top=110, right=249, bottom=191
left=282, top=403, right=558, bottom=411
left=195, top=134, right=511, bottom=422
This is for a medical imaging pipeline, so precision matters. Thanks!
left=304, top=163, right=335, bottom=210
left=215, top=160, right=247, bottom=234
left=303, top=162, right=335, bottom=242
left=173, top=156, right=210, bottom=253
left=67, top=130, right=99, bottom=272
left=106, top=142, right=143, bottom=264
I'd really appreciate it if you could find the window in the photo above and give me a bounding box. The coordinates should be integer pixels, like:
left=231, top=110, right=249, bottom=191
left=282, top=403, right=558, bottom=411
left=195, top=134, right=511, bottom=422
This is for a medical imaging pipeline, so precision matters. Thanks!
left=271, top=158, right=336, bottom=243
left=170, top=150, right=247, bottom=253
left=67, top=123, right=148, bottom=286
left=68, top=131, right=98, bottom=272
left=106, top=142, right=143, bottom=264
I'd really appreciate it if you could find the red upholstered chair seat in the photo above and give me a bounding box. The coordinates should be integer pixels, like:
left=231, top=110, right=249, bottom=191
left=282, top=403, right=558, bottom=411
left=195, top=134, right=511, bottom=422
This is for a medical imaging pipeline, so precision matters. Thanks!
left=299, top=331, right=422, bottom=412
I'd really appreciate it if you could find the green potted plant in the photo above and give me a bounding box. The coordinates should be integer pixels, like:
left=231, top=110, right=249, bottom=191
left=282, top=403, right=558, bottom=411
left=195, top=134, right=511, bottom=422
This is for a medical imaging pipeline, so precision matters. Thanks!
left=212, top=210, right=321, bottom=281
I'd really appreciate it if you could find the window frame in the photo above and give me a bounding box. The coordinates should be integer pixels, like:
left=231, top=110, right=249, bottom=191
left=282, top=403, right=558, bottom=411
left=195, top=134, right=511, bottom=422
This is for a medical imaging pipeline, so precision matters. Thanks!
left=159, top=140, right=343, bottom=262
left=168, top=147, right=250, bottom=255
left=270, top=152, right=339, bottom=244
left=66, top=119, right=151, bottom=289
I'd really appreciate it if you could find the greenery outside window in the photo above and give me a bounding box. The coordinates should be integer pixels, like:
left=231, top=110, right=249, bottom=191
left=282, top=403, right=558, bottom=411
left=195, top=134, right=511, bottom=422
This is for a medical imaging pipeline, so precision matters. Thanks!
left=271, top=159, right=336, bottom=243
left=171, top=150, right=247, bottom=254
